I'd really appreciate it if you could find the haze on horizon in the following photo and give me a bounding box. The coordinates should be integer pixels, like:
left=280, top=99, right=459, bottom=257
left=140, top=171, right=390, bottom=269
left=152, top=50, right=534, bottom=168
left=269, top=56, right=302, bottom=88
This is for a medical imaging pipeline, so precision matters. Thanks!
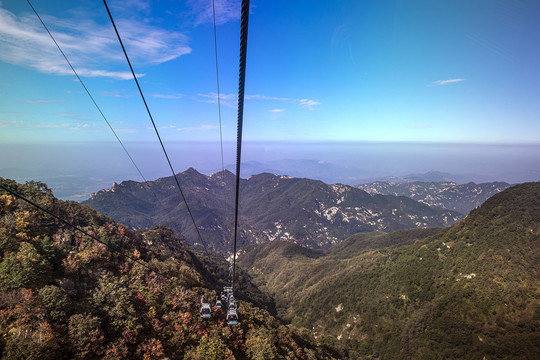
left=1, top=0, right=539, bottom=199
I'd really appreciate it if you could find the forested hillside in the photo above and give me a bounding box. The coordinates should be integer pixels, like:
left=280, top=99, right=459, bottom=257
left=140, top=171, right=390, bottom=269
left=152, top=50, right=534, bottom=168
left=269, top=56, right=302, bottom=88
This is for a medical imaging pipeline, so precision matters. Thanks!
left=0, top=178, right=342, bottom=359
left=239, top=183, right=540, bottom=359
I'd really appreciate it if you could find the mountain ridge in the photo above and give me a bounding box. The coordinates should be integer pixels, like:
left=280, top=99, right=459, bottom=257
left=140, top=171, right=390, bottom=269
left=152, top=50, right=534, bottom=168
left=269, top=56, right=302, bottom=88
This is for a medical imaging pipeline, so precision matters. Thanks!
left=357, top=180, right=511, bottom=214
left=84, top=168, right=464, bottom=253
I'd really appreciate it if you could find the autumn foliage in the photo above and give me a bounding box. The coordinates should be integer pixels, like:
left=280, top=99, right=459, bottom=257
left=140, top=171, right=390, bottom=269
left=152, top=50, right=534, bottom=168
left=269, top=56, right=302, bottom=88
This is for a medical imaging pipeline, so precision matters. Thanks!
left=0, top=179, right=341, bottom=359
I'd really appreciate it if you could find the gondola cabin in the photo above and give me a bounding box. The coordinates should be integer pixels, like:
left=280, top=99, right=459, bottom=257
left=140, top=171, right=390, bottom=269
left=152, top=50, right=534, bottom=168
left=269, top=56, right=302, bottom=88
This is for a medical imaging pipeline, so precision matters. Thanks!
left=227, top=309, right=239, bottom=325
left=200, top=303, right=211, bottom=318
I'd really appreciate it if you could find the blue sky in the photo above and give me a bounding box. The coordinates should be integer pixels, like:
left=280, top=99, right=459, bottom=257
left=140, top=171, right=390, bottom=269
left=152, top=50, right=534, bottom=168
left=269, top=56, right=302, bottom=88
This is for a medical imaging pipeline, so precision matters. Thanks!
left=1, top=0, right=539, bottom=145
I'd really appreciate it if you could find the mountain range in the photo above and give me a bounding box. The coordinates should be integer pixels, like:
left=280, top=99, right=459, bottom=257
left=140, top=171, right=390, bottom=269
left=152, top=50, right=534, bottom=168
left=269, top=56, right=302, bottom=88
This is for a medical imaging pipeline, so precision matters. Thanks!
left=1, top=177, right=538, bottom=358
left=356, top=170, right=497, bottom=185
left=357, top=180, right=511, bottom=215
left=83, top=168, right=463, bottom=254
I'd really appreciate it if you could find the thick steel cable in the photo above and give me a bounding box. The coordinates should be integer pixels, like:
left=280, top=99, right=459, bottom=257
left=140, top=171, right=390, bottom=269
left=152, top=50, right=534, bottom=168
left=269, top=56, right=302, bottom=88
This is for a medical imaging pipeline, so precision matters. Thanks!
left=102, top=0, right=210, bottom=258
left=0, top=183, right=168, bottom=279
left=232, top=0, right=250, bottom=289
left=212, top=0, right=226, bottom=185
left=26, top=0, right=162, bottom=206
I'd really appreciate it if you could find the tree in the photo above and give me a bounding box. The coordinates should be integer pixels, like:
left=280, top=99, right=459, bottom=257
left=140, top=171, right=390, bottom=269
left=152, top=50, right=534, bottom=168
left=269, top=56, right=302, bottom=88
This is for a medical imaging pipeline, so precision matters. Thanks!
left=39, top=285, right=70, bottom=323
left=68, top=313, right=105, bottom=359
left=0, top=242, right=52, bottom=289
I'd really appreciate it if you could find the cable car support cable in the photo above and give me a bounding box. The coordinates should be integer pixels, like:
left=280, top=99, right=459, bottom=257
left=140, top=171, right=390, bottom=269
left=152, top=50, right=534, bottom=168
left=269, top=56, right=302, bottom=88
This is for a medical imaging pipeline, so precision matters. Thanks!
left=102, top=0, right=211, bottom=258
left=231, top=0, right=250, bottom=289
left=0, top=183, right=168, bottom=279
left=26, top=0, right=162, bottom=206
left=212, top=0, right=226, bottom=184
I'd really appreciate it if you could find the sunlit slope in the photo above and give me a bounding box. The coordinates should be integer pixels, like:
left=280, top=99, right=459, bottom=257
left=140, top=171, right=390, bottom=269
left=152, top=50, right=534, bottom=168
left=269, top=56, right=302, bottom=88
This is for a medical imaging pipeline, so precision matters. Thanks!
left=238, top=183, right=540, bottom=359
left=0, top=179, right=342, bottom=359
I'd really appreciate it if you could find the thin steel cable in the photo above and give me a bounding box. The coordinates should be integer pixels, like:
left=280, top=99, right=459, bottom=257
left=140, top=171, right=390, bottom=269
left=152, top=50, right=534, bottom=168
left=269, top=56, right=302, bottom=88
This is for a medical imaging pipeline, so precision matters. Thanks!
left=212, top=0, right=226, bottom=186
left=102, top=0, right=210, bottom=258
left=26, top=0, right=162, bottom=206
left=0, top=183, right=169, bottom=279
left=232, top=0, right=250, bottom=289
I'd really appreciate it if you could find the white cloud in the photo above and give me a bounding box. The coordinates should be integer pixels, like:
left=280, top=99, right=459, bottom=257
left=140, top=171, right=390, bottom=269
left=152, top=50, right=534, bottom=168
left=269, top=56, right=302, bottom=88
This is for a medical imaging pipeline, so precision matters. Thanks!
left=197, top=93, right=321, bottom=110
left=110, top=0, right=150, bottom=13
left=428, top=78, right=466, bottom=87
left=0, top=120, right=22, bottom=127
left=244, top=94, right=289, bottom=101
left=100, top=91, right=132, bottom=98
left=177, top=124, right=220, bottom=131
left=186, top=0, right=241, bottom=26
left=269, top=109, right=285, bottom=113
left=0, top=6, right=191, bottom=80
left=69, top=123, right=95, bottom=131
left=197, top=92, right=237, bottom=107
left=0, top=119, right=68, bottom=128
left=21, top=99, right=67, bottom=104
left=0, top=118, right=96, bottom=130
left=297, top=99, right=321, bottom=110
left=152, top=93, right=184, bottom=99
left=55, top=113, right=96, bottom=121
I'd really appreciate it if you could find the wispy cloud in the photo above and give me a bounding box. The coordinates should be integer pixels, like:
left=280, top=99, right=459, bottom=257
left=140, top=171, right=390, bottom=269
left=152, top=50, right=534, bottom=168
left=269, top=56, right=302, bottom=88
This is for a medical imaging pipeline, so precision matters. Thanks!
left=155, top=123, right=220, bottom=131
left=69, top=123, right=95, bottom=131
left=21, top=99, right=67, bottom=104
left=151, top=93, right=184, bottom=99
left=0, top=6, right=191, bottom=80
left=0, top=111, right=32, bottom=115
left=0, top=120, right=23, bottom=127
left=186, top=0, right=242, bottom=26
left=0, top=119, right=94, bottom=130
left=197, top=92, right=237, bottom=107
left=428, top=78, right=466, bottom=87
left=196, top=93, right=321, bottom=110
left=177, top=124, right=220, bottom=131
left=110, top=0, right=150, bottom=13
left=297, top=99, right=321, bottom=110
left=100, top=91, right=132, bottom=98
left=466, top=34, right=512, bottom=61
left=55, top=113, right=96, bottom=121
left=244, top=94, right=289, bottom=101
left=268, top=109, right=285, bottom=113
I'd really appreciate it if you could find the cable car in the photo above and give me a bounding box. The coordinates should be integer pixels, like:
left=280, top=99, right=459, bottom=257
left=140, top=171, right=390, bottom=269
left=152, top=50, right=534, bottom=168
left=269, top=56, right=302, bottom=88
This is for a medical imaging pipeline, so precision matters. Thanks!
left=215, top=297, right=222, bottom=309
left=226, top=308, right=239, bottom=325
left=200, top=295, right=211, bottom=318
left=229, top=300, right=237, bottom=310
left=200, top=302, right=211, bottom=318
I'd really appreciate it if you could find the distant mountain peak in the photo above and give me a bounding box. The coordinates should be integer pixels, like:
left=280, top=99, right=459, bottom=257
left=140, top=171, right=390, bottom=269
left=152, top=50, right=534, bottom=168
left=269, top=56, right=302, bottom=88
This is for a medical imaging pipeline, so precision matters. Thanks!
left=209, top=168, right=234, bottom=177
left=181, top=167, right=202, bottom=175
